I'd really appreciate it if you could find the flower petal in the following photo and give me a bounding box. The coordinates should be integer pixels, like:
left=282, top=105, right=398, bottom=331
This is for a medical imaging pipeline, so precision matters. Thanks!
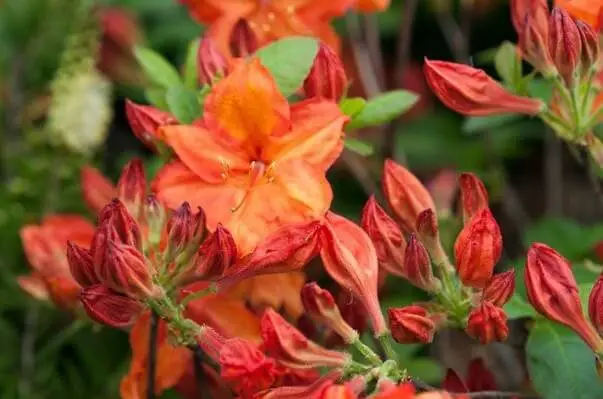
left=162, top=124, right=250, bottom=183
left=17, top=274, right=50, bottom=301
left=204, top=58, right=290, bottom=148
left=152, top=161, right=246, bottom=230
left=81, top=166, right=117, bottom=214
left=263, top=99, right=347, bottom=170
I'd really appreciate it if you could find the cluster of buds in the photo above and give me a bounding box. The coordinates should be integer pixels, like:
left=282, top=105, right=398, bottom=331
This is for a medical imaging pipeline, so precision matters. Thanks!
left=524, top=242, right=603, bottom=370
left=361, top=160, right=513, bottom=345
left=424, top=0, right=603, bottom=167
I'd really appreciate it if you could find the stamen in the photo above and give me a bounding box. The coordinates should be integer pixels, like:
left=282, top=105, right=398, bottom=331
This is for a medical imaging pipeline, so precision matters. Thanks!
left=230, top=161, right=267, bottom=213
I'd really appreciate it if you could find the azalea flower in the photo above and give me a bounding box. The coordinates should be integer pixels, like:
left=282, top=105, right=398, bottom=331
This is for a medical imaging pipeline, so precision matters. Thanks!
left=19, top=215, right=95, bottom=309
left=556, top=0, right=603, bottom=29
left=153, top=58, right=347, bottom=255
left=178, top=0, right=355, bottom=55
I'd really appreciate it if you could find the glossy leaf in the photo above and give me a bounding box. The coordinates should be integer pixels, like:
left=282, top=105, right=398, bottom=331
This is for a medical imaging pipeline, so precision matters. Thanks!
left=165, top=86, right=200, bottom=123
left=134, top=46, right=182, bottom=89
left=348, top=90, right=419, bottom=129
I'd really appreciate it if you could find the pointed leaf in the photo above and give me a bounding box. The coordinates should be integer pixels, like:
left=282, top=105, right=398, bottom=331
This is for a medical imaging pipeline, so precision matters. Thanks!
left=347, top=90, right=419, bottom=129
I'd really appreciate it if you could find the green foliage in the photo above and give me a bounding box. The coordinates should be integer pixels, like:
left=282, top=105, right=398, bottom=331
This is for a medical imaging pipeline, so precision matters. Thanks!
left=256, top=37, right=319, bottom=97
left=340, top=97, right=367, bottom=118
left=344, top=138, right=375, bottom=156
left=134, top=46, right=182, bottom=89
left=166, top=86, right=200, bottom=123
left=347, top=90, right=418, bottom=130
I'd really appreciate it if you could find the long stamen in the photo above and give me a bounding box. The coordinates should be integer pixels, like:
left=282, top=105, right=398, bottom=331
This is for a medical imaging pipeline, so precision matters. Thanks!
left=230, top=161, right=266, bottom=213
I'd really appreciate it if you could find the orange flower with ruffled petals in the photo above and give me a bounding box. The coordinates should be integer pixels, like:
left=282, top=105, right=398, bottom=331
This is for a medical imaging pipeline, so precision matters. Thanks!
left=556, top=0, right=603, bottom=29
left=179, top=0, right=354, bottom=55
left=153, top=58, right=347, bottom=255
left=19, top=215, right=95, bottom=309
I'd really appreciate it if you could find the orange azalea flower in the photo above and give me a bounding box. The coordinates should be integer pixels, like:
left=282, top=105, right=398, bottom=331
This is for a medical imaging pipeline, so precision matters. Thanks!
left=179, top=0, right=354, bottom=55
left=355, top=0, right=390, bottom=13
left=556, top=0, right=603, bottom=29
left=19, top=215, right=95, bottom=309
left=153, top=58, right=347, bottom=255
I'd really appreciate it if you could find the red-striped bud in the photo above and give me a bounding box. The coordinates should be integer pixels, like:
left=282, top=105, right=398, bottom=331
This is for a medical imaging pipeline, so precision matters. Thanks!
left=195, top=224, right=237, bottom=280
left=589, top=274, right=603, bottom=337
left=511, top=0, right=549, bottom=37
left=229, top=19, right=258, bottom=58
left=466, top=302, right=509, bottom=344
left=454, top=209, right=502, bottom=289
left=388, top=305, right=437, bottom=344
left=80, top=284, right=142, bottom=328
left=459, top=173, right=489, bottom=224
left=482, top=270, right=515, bottom=307
left=304, top=42, right=347, bottom=101
left=125, top=99, right=176, bottom=150
left=117, top=159, right=146, bottom=220
left=549, top=7, right=582, bottom=86
left=98, top=241, right=153, bottom=298
left=576, top=20, right=600, bottom=74
left=96, top=199, right=142, bottom=250
left=424, top=59, right=545, bottom=116
left=404, top=234, right=438, bottom=291
left=198, top=36, right=227, bottom=85
left=67, top=241, right=97, bottom=287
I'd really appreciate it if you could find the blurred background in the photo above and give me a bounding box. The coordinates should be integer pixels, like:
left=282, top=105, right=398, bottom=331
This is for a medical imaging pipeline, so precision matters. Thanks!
left=2, top=0, right=603, bottom=397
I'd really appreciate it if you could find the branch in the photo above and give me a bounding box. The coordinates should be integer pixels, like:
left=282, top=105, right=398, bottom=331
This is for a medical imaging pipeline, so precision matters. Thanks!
left=434, top=6, right=469, bottom=63
left=345, top=12, right=381, bottom=97
left=147, top=311, right=159, bottom=399
left=544, top=133, right=563, bottom=215
left=19, top=304, right=38, bottom=398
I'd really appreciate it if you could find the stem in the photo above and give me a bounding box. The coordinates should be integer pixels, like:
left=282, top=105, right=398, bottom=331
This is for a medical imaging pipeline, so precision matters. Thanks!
left=191, top=344, right=210, bottom=397
left=351, top=337, right=383, bottom=366
left=544, top=132, right=563, bottom=216
left=147, top=311, right=159, bottom=399
left=377, top=333, right=399, bottom=365
left=179, top=283, right=217, bottom=308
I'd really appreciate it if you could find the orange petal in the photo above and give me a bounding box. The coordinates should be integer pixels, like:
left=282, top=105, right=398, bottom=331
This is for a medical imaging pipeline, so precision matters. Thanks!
left=297, top=0, right=356, bottom=22
left=556, top=0, right=603, bottom=28
left=354, top=0, right=391, bottom=13
left=180, top=0, right=254, bottom=23
left=227, top=160, right=332, bottom=254
left=204, top=58, right=290, bottom=148
left=17, top=274, right=50, bottom=301
left=81, top=166, right=117, bottom=214
left=207, top=14, right=247, bottom=58
left=263, top=99, right=346, bottom=170
left=246, top=272, right=306, bottom=319
left=162, top=124, right=250, bottom=184
left=312, top=22, right=343, bottom=54
left=41, top=215, right=96, bottom=247
left=152, top=160, right=245, bottom=230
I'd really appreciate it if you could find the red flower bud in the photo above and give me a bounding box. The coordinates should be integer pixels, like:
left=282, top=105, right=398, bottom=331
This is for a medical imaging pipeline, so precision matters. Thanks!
left=195, top=224, right=237, bottom=280
left=589, top=274, right=603, bottom=336
left=320, top=212, right=387, bottom=336
left=96, top=199, right=142, bottom=250
left=415, top=209, right=449, bottom=270
left=304, top=42, right=347, bottom=101
left=337, top=290, right=368, bottom=336
left=549, top=7, right=582, bottom=86
left=80, top=284, right=142, bottom=327
left=81, top=166, right=116, bottom=215
left=98, top=241, right=153, bottom=298
left=117, top=159, right=146, bottom=219
left=258, top=371, right=342, bottom=399
left=459, top=173, right=489, bottom=224
left=383, top=159, right=436, bottom=233
left=167, top=202, right=195, bottom=256
left=301, top=283, right=358, bottom=344
left=198, top=36, right=227, bottom=85
left=125, top=99, right=176, bottom=149
left=424, top=59, right=544, bottom=116
left=261, top=308, right=350, bottom=369
left=197, top=326, right=227, bottom=364
left=427, top=169, right=458, bottom=218
left=482, top=270, right=515, bottom=307
left=442, top=369, right=468, bottom=393
left=511, top=0, right=549, bottom=37
left=219, top=338, right=277, bottom=397
left=387, top=305, right=437, bottom=344
left=229, top=19, right=258, bottom=58
left=360, top=196, right=406, bottom=277
left=404, top=234, right=438, bottom=291
left=466, top=302, right=509, bottom=344
left=454, top=209, right=502, bottom=289
left=576, top=20, right=600, bottom=73
left=526, top=243, right=603, bottom=352
left=67, top=241, right=97, bottom=287
left=519, top=13, right=558, bottom=75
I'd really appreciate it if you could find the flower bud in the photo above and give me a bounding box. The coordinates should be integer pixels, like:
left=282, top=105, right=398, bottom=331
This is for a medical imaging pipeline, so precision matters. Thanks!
left=198, top=36, right=227, bottom=85
left=230, top=19, right=258, bottom=58
left=166, top=202, right=194, bottom=257
left=454, top=209, right=502, bottom=289
left=415, top=209, right=449, bottom=271
left=117, top=159, right=146, bottom=220
left=519, top=14, right=557, bottom=75
left=303, top=42, right=347, bottom=101
left=404, top=234, right=438, bottom=291
left=482, top=270, right=515, bottom=307
left=576, top=20, right=600, bottom=74
left=301, top=283, right=358, bottom=344
left=427, top=169, right=458, bottom=218
left=97, top=199, right=142, bottom=250
left=125, top=99, right=176, bottom=149
left=66, top=241, right=97, bottom=287
left=459, top=173, right=489, bottom=224
left=388, top=305, right=437, bottom=344
left=261, top=308, right=350, bottom=369
left=195, top=224, right=237, bottom=280
left=589, top=274, right=603, bottom=337
left=337, top=290, right=368, bottom=336
left=144, top=194, right=167, bottom=247
left=526, top=243, right=603, bottom=352
left=549, top=7, right=582, bottom=86
left=383, top=159, right=436, bottom=233
left=320, top=212, right=387, bottom=336
left=81, top=166, right=116, bottom=215
left=80, top=284, right=142, bottom=327
left=511, top=0, right=549, bottom=37
left=219, top=338, right=277, bottom=397
left=360, top=196, right=406, bottom=277
left=321, top=385, right=356, bottom=399
left=466, top=302, right=509, bottom=344
left=98, top=241, right=153, bottom=298
left=424, top=59, right=545, bottom=116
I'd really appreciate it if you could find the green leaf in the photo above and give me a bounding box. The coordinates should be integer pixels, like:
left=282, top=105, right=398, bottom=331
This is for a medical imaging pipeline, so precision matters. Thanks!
left=344, top=138, right=374, bottom=156
left=183, top=38, right=200, bottom=89
left=528, top=78, right=553, bottom=103
left=134, top=46, right=182, bottom=89
left=494, top=41, right=522, bottom=87
left=144, top=88, right=169, bottom=111
left=462, top=113, right=523, bottom=135
left=348, top=90, right=419, bottom=129
left=166, top=86, right=200, bottom=123
left=527, top=320, right=603, bottom=399
left=504, top=294, right=537, bottom=319
left=256, top=37, right=319, bottom=97
left=340, top=97, right=366, bottom=118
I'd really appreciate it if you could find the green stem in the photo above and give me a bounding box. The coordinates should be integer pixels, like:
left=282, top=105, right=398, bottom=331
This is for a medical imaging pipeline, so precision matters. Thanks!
left=179, top=283, right=217, bottom=308
left=377, top=333, right=399, bottom=365
left=351, top=337, right=383, bottom=366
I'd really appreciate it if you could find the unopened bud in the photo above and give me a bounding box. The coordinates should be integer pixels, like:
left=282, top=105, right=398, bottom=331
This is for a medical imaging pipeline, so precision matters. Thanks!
left=466, top=302, right=509, bottom=344
left=454, top=209, right=502, bottom=289
left=482, top=270, right=515, bottom=307
left=125, top=99, right=176, bottom=149
left=67, top=242, right=97, bottom=287
left=388, top=305, right=437, bottom=344
left=517, top=7, right=556, bottom=76
left=301, top=282, right=358, bottom=344
left=549, top=7, right=582, bottom=86
left=117, top=159, right=146, bottom=220
left=99, top=241, right=153, bottom=299
left=96, top=199, right=142, bottom=250
left=303, top=42, right=347, bottom=101
left=144, top=195, right=166, bottom=247
left=198, top=36, right=227, bottom=85
left=196, top=224, right=237, bottom=280
left=589, top=274, right=603, bottom=337
left=416, top=209, right=449, bottom=269
left=167, top=202, right=194, bottom=258
left=404, top=234, right=438, bottom=291
left=459, top=172, right=489, bottom=224
left=80, top=284, right=142, bottom=327
left=230, top=19, right=258, bottom=58
left=576, top=20, right=600, bottom=74
left=427, top=169, right=458, bottom=218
